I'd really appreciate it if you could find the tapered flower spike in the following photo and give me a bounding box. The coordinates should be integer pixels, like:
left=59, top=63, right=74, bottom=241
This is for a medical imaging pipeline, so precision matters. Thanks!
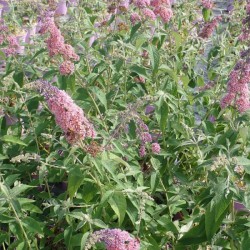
left=40, top=11, right=79, bottom=75
left=37, top=80, right=96, bottom=144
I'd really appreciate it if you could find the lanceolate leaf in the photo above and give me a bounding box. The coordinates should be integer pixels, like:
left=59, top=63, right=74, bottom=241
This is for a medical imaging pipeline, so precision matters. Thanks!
left=1, top=135, right=27, bottom=146
left=22, top=217, right=44, bottom=235
left=148, top=45, right=160, bottom=76
left=13, top=71, right=24, bottom=87
left=205, top=191, right=233, bottom=240
left=178, top=215, right=207, bottom=245
left=67, top=166, right=83, bottom=199
left=108, top=191, right=127, bottom=226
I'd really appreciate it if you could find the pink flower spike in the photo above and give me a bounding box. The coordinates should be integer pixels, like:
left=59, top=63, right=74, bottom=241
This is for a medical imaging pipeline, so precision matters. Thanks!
left=86, top=229, right=140, bottom=250
left=139, top=145, right=147, bottom=157
left=130, top=12, right=141, bottom=25
left=156, top=6, right=173, bottom=23
left=134, top=0, right=150, bottom=8
left=152, top=142, right=161, bottom=154
left=201, top=0, right=214, bottom=9
left=59, top=60, right=75, bottom=75
left=37, top=80, right=96, bottom=144
left=142, top=8, right=156, bottom=21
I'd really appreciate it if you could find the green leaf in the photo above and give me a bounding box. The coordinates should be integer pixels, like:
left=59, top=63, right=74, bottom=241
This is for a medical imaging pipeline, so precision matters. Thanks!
left=67, top=166, right=83, bottom=199
left=58, top=74, right=75, bottom=92
left=0, top=154, right=8, bottom=160
left=92, top=219, right=107, bottom=228
left=43, top=69, right=58, bottom=80
left=0, top=233, right=8, bottom=244
left=11, top=184, right=34, bottom=197
left=150, top=171, right=159, bottom=194
left=202, top=8, right=211, bottom=22
left=0, top=214, right=15, bottom=223
left=16, top=242, right=26, bottom=250
left=91, top=86, right=107, bottom=110
left=68, top=74, right=76, bottom=93
left=236, top=157, right=250, bottom=166
left=129, top=22, right=141, bottom=41
left=81, top=232, right=90, bottom=250
left=100, top=190, right=114, bottom=206
left=159, top=100, right=168, bottom=133
left=159, top=65, right=178, bottom=82
left=5, top=174, right=20, bottom=186
left=157, top=215, right=179, bottom=234
left=22, top=217, right=44, bottom=235
left=27, top=97, right=39, bottom=113
left=1, top=135, right=27, bottom=146
left=0, top=50, right=6, bottom=60
left=109, top=191, right=127, bottom=226
left=129, top=120, right=137, bottom=139
left=29, top=48, right=46, bottom=61
left=236, top=157, right=250, bottom=174
left=178, top=215, right=207, bottom=245
left=242, top=231, right=250, bottom=250
left=130, top=65, right=148, bottom=78
left=64, top=226, right=73, bottom=250
left=0, top=182, right=11, bottom=197
left=180, top=75, right=190, bottom=87
left=239, top=127, right=248, bottom=144
left=205, top=191, right=232, bottom=240
left=148, top=45, right=160, bottom=75
left=146, top=235, right=161, bottom=250
left=21, top=203, right=42, bottom=214
left=171, top=31, right=182, bottom=48
left=13, top=71, right=24, bottom=87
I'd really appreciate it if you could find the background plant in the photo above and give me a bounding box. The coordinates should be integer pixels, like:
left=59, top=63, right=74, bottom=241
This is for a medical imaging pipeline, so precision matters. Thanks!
left=0, top=0, right=250, bottom=249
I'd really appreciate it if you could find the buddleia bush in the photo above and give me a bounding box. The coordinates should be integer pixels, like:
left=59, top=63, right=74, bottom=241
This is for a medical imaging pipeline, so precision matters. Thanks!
left=0, top=0, right=250, bottom=249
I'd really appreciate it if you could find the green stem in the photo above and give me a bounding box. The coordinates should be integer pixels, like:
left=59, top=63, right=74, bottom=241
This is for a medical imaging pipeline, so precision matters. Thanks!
left=10, top=202, right=32, bottom=249
left=87, top=90, right=109, bottom=132
left=45, top=179, right=52, bottom=199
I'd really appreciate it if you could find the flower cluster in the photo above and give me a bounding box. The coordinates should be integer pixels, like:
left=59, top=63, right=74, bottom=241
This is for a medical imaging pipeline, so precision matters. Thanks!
left=131, top=0, right=173, bottom=23
left=201, top=0, right=213, bottom=9
left=85, top=229, right=140, bottom=250
left=36, top=80, right=96, bottom=144
left=220, top=59, right=250, bottom=113
left=210, top=154, right=229, bottom=171
left=239, top=2, right=250, bottom=42
left=106, top=0, right=173, bottom=25
left=137, top=118, right=161, bottom=157
left=221, top=4, right=250, bottom=113
left=39, top=11, right=79, bottom=75
left=198, top=16, right=221, bottom=39
left=0, top=19, right=22, bottom=56
left=106, top=97, right=161, bottom=156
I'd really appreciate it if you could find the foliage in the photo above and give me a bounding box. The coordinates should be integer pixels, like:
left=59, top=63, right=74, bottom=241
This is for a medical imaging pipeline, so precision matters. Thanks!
left=0, top=0, right=250, bottom=249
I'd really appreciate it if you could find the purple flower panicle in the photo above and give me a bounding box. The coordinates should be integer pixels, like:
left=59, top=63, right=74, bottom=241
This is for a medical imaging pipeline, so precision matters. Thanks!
left=86, top=229, right=140, bottom=250
left=151, top=142, right=161, bottom=154
left=198, top=17, right=221, bottom=39
left=201, top=0, right=213, bottom=9
left=37, top=80, right=96, bottom=144
left=40, top=12, right=79, bottom=75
